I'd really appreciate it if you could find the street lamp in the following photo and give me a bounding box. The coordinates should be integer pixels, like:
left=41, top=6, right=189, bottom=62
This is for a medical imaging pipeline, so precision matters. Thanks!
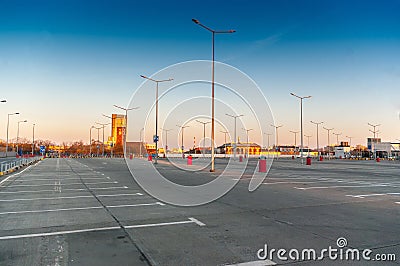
left=96, top=122, right=111, bottom=157
left=226, top=113, right=243, bottom=160
left=290, top=92, right=312, bottom=164
left=16, top=120, right=27, bottom=155
left=113, top=105, right=139, bottom=158
left=176, top=124, right=189, bottom=158
left=333, top=132, right=342, bottom=145
left=304, top=134, right=312, bottom=156
left=6, top=112, right=19, bottom=157
left=94, top=127, right=101, bottom=157
left=193, top=18, right=235, bottom=172
left=289, top=130, right=299, bottom=151
left=323, top=127, right=334, bottom=159
left=220, top=131, right=229, bottom=157
left=270, top=124, right=283, bottom=157
left=141, top=75, right=173, bottom=164
left=32, top=123, right=35, bottom=155
left=139, top=127, right=144, bottom=157
left=368, top=123, right=380, bottom=159
left=161, top=128, right=172, bottom=155
left=346, top=135, right=353, bottom=147
left=242, top=127, right=253, bottom=158
left=196, top=120, right=211, bottom=157
left=264, top=132, right=272, bottom=157
left=89, top=125, right=95, bottom=156
left=310, top=121, right=323, bottom=160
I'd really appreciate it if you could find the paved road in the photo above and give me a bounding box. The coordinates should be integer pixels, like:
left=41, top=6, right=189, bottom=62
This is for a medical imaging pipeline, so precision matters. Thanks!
left=0, top=157, right=399, bottom=265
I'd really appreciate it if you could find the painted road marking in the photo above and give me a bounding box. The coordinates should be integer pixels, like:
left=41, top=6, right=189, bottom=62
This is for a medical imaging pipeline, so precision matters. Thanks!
left=0, top=202, right=164, bottom=215
left=7, top=181, right=118, bottom=187
left=0, top=193, right=144, bottom=202
left=226, top=260, right=276, bottom=266
left=294, top=184, right=390, bottom=190
left=14, top=177, right=108, bottom=181
left=346, top=193, right=400, bottom=198
left=395, top=202, right=400, bottom=205
left=0, top=186, right=129, bottom=194
left=0, top=217, right=206, bottom=240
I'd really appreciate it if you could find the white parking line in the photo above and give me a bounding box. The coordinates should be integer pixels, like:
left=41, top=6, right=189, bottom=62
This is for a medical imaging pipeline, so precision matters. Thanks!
left=395, top=202, right=400, bottom=205
left=346, top=193, right=400, bottom=198
left=14, top=177, right=108, bottom=182
left=0, top=193, right=144, bottom=202
left=226, top=260, right=276, bottom=266
left=0, top=186, right=129, bottom=194
left=0, top=217, right=206, bottom=240
left=7, top=181, right=118, bottom=187
left=294, top=184, right=390, bottom=190
left=0, top=202, right=164, bottom=215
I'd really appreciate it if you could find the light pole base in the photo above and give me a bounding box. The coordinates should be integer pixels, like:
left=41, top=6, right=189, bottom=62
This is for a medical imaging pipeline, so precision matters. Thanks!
left=209, top=169, right=215, bottom=172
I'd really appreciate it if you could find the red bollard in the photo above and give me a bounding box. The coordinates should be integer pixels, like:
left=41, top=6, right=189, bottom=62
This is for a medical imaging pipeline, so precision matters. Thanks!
left=376, top=157, right=380, bottom=162
left=259, top=159, right=267, bottom=172
left=239, top=155, right=243, bottom=162
left=292, top=155, right=295, bottom=160
left=306, top=157, right=312, bottom=165
left=187, top=155, right=192, bottom=165
left=148, top=155, right=152, bottom=161
left=319, top=155, right=323, bottom=161
left=129, top=154, right=133, bottom=160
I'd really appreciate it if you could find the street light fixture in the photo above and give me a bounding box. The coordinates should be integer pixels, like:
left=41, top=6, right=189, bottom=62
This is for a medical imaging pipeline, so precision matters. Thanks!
left=161, top=128, right=172, bottom=155
left=196, top=120, right=211, bottom=158
left=32, top=123, right=36, bottom=155
left=333, top=132, right=342, bottom=145
left=242, top=127, right=253, bottom=158
left=193, top=18, right=235, bottom=172
left=176, top=124, right=189, bottom=158
left=89, top=125, right=96, bottom=156
left=141, top=75, right=173, bottom=164
left=16, top=120, right=27, bottom=155
left=220, top=130, right=229, bottom=157
left=346, top=135, right=353, bottom=147
left=264, top=132, right=272, bottom=157
left=310, top=121, right=323, bottom=160
left=323, top=127, right=334, bottom=159
left=290, top=92, right=312, bottom=164
left=6, top=112, right=19, bottom=157
left=96, top=122, right=111, bottom=157
left=94, top=127, right=101, bottom=157
left=289, top=130, right=299, bottom=151
left=113, top=105, right=139, bottom=158
left=304, top=134, right=312, bottom=156
left=270, top=124, right=283, bottom=157
left=226, top=113, right=243, bottom=160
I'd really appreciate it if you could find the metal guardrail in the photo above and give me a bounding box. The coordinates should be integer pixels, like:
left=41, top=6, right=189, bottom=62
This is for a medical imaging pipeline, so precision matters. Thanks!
left=0, top=156, right=42, bottom=175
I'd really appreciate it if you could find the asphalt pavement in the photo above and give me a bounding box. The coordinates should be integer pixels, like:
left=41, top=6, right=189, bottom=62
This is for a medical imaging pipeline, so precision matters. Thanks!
left=0, top=157, right=399, bottom=265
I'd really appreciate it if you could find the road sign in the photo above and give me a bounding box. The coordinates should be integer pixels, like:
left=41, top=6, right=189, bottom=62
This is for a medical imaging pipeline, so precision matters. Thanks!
left=153, top=135, right=159, bottom=142
left=40, top=145, right=45, bottom=153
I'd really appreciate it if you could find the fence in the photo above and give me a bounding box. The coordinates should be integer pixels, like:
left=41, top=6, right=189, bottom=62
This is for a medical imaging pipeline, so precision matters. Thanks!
left=0, top=156, right=42, bottom=175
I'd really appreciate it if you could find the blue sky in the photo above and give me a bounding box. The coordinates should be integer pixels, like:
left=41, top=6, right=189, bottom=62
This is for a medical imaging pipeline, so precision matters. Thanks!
left=1, top=0, right=399, bottom=148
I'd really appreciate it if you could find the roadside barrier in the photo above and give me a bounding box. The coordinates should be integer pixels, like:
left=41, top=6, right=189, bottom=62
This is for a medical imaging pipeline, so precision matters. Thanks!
left=0, top=156, right=42, bottom=176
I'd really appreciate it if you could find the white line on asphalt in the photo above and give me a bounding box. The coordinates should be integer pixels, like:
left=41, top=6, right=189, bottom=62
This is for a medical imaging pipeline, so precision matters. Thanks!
left=7, top=181, right=118, bottom=187
left=226, top=260, right=276, bottom=266
left=0, top=217, right=206, bottom=240
left=0, top=193, right=143, bottom=202
left=188, top=217, right=206, bottom=226
left=294, top=184, right=390, bottom=190
left=0, top=161, right=41, bottom=187
left=0, top=202, right=165, bottom=215
left=0, top=186, right=129, bottom=194
left=346, top=193, right=400, bottom=198
left=14, top=177, right=108, bottom=182
left=396, top=202, right=400, bottom=205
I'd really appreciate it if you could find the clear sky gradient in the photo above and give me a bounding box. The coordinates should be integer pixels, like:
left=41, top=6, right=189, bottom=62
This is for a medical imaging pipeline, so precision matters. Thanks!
left=1, top=0, right=399, bottom=148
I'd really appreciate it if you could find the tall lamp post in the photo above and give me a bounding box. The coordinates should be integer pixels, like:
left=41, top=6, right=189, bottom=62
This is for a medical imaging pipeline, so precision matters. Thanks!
left=290, top=93, right=312, bottom=164
left=177, top=124, right=189, bottom=158
left=311, top=121, right=323, bottom=160
left=32, top=123, right=35, bottom=155
left=161, top=128, right=172, bottom=155
left=264, top=132, right=272, bottom=157
left=270, top=124, right=283, bottom=157
left=113, top=105, right=139, bottom=158
left=304, top=134, right=312, bottom=156
left=333, top=132, right=342, bottom=145
left=243, top=128, right=253, bottom=158
left=96, top=122, right=110, bottom=157
left=16, top=120, right=27, bottom=155
left=368, top=123, right=380, bottom=159
left=289, top=130, right=299, bottom=152
left=220, top=130, right=229, bottom=157
left=89, top=125, right=95, bottom=156
left=192, top=18, right=235, bottom=172
left=140, top=75, right=173, bottom=164
left=6, top=112, right=19, bottom=157
left=226, top=113, right=243, bottom=160
left=196, top=120, right=211, bottom=157
left=323, top=127, right=333, bottom=159
left=346, top=135, right=353, bottom=147
left=94, top=127, right=101, bottom=157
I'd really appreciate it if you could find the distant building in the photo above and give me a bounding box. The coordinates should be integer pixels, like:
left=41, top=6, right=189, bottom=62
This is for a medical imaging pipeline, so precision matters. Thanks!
left=107, top=114, right=126, bottom=147
left=217, top=142, right=261, bottom=155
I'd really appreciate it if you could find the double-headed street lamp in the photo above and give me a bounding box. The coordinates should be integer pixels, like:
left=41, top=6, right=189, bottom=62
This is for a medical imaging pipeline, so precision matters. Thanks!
left=368, top=123, right=380, bottom=159
left=304, top=134, right=312, bottom=156
left=264, top=132, right=272, bottom=154
left=323, top=127, right=333, bottom=159
left=310, top=121, right=323, bottom=159
left=270, top=124, right=283, bottom=156
left=196, top=120, right=211, bottom=157
left=96, top=122, right=111, bottom=157
left=192, top=18, right=235, bottom=172
left=141, top=75, right=173, bottom=164
left=6, top=112, right=19, bottom=157
left=176, top=124, right=189, bottom=158
left=89, top=126, right=96, bottom=155
left=290, top=93, right=312, bottom=164
left=226, top=113, right=243, bottom=160
left=289, top=130, right=299, bottom=151
left=32, top=123, right=36, bottom=155
left=16, top=120, right=28, bottom=155
left=346, top=135, right=353, bottom=147
left=333, top=132, right=342, bottom=145
left=113, top=105, right=139, bottom=157
left=220, top=130, right=229, bottom=157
